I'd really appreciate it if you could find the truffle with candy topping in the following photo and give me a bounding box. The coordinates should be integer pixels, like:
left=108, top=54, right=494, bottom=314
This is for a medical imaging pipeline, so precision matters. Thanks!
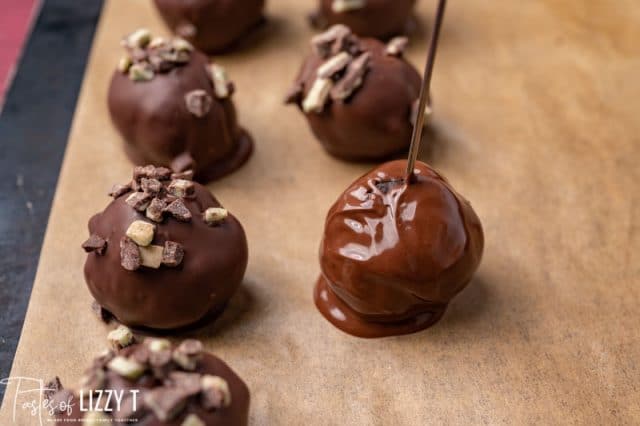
left=286, top=25, right=421, bottom=161
left=315, top=160, right=484, bottom=338
left=153, top=0, right=266, bottom=53
left=52, top=337, right=250, bottom=425
left=310, top=0, right=417, bottom=40
left=108, top=29, right=253, bottom=183
left=82, top=165, right=248, bottom=330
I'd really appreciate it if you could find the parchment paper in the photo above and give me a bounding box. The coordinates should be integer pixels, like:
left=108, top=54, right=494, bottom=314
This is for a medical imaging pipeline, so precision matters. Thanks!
left=2, top=0, right=640, bottom=424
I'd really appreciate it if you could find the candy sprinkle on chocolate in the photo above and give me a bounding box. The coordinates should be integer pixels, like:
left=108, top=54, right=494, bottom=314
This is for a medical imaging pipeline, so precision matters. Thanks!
left=125, top=220, right=156, bottom=247
left=82, top=411, right=110, bottom=426
left=125, top=191, right=153, bottom=211
left=386, top=36, right=409, bottom=56
left=311, top=24, right=352, bottom=59
left=139, top=244, right=165, bottom=269
left=162, top=241, right=184, bottom=267
left=172, top=339, right=202, bottom=371
left=302, top=78, right=333, bottom=113
left=330, top=51, right=371, bottom=101
left=168, top=179, right=195, bottom=198
left=109, top=182, right=132, bottom=198
left=140, top=177, right=163, bottom=196
left=332, top=0, right=366, bottom=13
left=107, top=325, right=135, bottom=350
left=201, top=375, right=232, bottom=409
left=82, top=234, right=107, bottom=255
left=185, top=89, right=213, bottom=118
left=146, top=197, right=167, bottom=223
left=153, top=166, right=173, bottom=181
left=164, top=199, right=192, bottom=222
left=204, top=207, right=228, bottom=225
left=120, top=236, right=141, bottom=271
left=317, top=51, right=352, bottom=79
left=171, top=170, right=194, bottom=181
left=168, top=371, right=202, bottom=396
left=181, top=414, right=206, bottom=426
left=119, top=29, right=193, bottom=81
left=108, top=356, right=145, bottom=380
left=209, top=64, right=232, bottom=99
left=144, top=387, right=189, bottom=422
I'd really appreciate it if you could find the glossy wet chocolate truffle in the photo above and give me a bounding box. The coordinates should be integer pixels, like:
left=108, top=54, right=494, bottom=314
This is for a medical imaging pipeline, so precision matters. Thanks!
left=83, top=165, right=248, bottom=330
left=310, top=0, right=416, bottom=40
left=286, top=25, right=421, bottom=161
left=315, top=160, right=484, bottom=338
left=154, top=0, right=265, bottom=53
left=108, top=29, right=253, bottom=183
left=52, top=338, right=249, bottom=425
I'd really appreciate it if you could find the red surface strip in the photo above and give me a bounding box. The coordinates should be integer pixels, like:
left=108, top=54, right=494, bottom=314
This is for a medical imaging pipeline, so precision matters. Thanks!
left=0, top=0, right=41, bottom=105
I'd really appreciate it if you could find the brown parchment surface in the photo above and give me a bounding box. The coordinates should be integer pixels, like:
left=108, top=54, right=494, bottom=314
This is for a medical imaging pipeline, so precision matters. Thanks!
left=2, top=0, right=640, bottom=424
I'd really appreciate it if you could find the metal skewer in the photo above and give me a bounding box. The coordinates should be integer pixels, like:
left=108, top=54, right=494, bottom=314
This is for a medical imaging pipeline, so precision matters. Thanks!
left=405, top=0, right=447, bottom=183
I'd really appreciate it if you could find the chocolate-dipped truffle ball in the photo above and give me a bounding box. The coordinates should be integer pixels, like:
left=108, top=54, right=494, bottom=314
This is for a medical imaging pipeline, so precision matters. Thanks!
left=310, top=0, right=416, bottom=40
left=153, top=0, right=266, bottom=53
left=51, top=337, right=249, bottom=425
left=82, top=165, right=248, bottom=330
left=315, top=160, right=484, bottom=338
left=108, top=29, right=253, bottom=183
left=285, top=25, right=421, bottom=161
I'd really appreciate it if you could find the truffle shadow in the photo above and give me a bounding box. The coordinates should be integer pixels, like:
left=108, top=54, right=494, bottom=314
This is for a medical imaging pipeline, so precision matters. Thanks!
left=109, top=282, right=257, bottom=338
left=439, top=275, right=491, bottom=329
left=220, top=14, right=289, bottom=57
left=185, top=281, right=259, bottom=339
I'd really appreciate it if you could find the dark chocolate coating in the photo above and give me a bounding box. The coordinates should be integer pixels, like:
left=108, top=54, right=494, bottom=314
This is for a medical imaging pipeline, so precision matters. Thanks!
left=315, top=160, right=484, bottom=337
left=84, top=182, right=248, bottom=330
left=292, top=38, right=420, bottom=161
left=55, top=345, right=250, bottom=425
left=153, top=0, right=265, bottom=53
left=108, top=51, right=252, bottom=183
left=314, top=0, right=416, bottom=40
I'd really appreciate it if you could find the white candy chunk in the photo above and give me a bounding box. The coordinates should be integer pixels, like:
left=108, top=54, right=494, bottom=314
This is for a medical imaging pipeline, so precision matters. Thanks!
left=172, top=351, right=197, bottom=371
left=139, top=244, right=164, bottom=269
left=107, top=325, right=134, bottom=349
left=167, top=179, right=194, bottom=198
left=209, top=64, right=231, bottom=98
left=147, top=338, right=172, bottom=352
left=201, top=375, right=232, bottom=407
left=83, top=411, right=110, bottom=426
left=127, top=28, right=152, bottom=48
left=302, top=78, right=333, bottom=113
left=107, top=356, right=145, bottom=380
left=172, top=37, right=194, bottom=52
left=332, top=0, right=366, bottom=13
left=203, top=207, right=228, bottom=225
left=181, top=414, right=206, bottom=426
left=317, top=52, right=352, bottom=78
left=128, top=63, right=154, bottom=82
left=385, top=36, right=409, bottom=56
left=125, top=220, right=155, bottom=247
left=117, top=56, right=132, bottom=73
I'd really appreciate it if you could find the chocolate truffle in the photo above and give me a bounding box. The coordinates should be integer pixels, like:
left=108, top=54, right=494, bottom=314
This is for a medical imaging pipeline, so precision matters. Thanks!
left=52, top=338, right=250, bottom=425
left=153, top=0, right=266, bottom=53
left=108, top=29, right=253, bottom=183
left=310, top=0, right=417, bottom=40
left=83, top=165, right=248, bottom=330
left=285, top=25, right=421, bottom=161
left=315, top=160, right=484, bottom=338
